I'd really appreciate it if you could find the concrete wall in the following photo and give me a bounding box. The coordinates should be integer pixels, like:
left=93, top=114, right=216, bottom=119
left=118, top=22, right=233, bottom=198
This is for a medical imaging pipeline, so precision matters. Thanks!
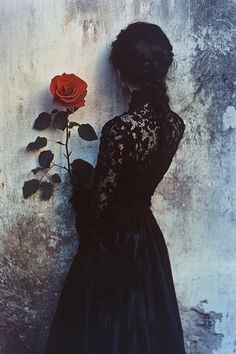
left=0, top=0, right=235, bottom=353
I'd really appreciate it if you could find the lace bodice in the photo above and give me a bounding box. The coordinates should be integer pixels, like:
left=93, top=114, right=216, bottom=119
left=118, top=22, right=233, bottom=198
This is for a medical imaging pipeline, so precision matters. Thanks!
left=70, top=90, right=186, bottom=225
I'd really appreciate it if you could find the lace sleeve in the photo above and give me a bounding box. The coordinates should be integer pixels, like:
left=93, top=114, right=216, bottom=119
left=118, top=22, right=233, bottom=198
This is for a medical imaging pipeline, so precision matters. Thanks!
left=70, top=118, right=129, bottom=225
left=90, top=120, right=129, bottom=217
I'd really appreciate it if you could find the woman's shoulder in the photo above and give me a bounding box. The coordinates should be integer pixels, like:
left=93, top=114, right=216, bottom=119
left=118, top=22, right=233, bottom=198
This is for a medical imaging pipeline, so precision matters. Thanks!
left=101, top=107, right=186, bottom=140
left=101, top=111, right=134, bottom=137
left=101, top=104, right=153, bottom=134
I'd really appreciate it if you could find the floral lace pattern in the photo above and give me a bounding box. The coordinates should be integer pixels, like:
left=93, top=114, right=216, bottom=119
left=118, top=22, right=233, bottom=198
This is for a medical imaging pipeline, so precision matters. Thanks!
left=71, top=90, right=186, bottom=224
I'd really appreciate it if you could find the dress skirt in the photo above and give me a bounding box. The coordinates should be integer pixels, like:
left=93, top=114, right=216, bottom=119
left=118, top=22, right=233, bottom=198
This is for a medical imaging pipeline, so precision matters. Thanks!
left=44, top=205, right=186, bottom=354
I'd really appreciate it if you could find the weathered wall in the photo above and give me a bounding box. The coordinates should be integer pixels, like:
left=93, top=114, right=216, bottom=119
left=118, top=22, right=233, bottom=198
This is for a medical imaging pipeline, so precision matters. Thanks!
left=0, top=0, right=235, bottom=353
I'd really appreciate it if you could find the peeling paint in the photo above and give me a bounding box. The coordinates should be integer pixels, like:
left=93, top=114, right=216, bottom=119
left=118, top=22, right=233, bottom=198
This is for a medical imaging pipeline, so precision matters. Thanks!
left=181, top=300, right=224, bottom=353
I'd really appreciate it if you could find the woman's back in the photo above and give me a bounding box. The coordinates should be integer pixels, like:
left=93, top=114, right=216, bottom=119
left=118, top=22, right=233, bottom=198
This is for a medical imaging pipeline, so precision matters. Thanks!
left=93, top=90, right=185, bottom=224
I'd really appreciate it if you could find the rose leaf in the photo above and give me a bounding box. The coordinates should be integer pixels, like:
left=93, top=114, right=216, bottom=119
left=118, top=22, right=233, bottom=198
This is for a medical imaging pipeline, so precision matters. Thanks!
left=22, top=179, right=40, bottom=199
left=78, top=124, right=98, bottom=141
left=53, top=111, right=68, bottom=131
left=51, top=173, right=61, bottom=184
left=38, top=150, right=54, bottom=168
left=68, top=121, right=79, bottom=129
left=70, top=158, right=94, bottom=188
left=33, top=112, right=52, bottom=130
left=31, top=167, right=43, bottom=175
left=26, top=136, right=47, bottom=151
left=41, top=182, right=53, bottom=200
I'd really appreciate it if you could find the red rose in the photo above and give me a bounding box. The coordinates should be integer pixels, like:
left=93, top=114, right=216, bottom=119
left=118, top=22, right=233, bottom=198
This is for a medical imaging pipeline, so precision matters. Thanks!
left=50, top=73, right=88, bottom=108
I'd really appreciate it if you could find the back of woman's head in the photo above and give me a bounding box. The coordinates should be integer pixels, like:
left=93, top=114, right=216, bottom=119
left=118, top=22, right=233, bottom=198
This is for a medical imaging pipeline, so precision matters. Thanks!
left=110, top=21, right=175, bottom=115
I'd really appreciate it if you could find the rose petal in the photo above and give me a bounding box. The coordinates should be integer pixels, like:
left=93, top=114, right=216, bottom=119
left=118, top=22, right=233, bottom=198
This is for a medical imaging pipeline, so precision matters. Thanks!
left=50, top=73, right=88, bottom=108
left=52, top=96, right=71, bottom=107
left=50, top=75, right=62, bottom=96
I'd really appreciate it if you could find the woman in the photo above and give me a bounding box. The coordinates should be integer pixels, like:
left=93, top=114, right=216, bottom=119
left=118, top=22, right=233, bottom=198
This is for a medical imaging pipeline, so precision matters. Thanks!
left=44, top=21, right=186, bottom=354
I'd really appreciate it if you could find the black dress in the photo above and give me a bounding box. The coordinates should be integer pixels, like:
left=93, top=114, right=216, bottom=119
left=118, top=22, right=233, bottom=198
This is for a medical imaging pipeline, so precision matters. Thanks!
left=44, top=90, right=186, bottom=354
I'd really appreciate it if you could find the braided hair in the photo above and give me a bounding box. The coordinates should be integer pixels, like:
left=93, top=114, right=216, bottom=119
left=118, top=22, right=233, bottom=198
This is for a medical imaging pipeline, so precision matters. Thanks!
left=110, top=21, right=175, bottom=116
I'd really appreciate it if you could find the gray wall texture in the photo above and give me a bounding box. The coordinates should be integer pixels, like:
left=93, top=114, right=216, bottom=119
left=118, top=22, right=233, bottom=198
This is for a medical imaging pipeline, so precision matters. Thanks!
left=0, top=0, right=235, bottom=353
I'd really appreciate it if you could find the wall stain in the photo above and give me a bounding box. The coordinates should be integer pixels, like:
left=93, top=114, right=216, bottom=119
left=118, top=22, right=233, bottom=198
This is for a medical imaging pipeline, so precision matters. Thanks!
left=64, top=0, right=104, bottom=27
left=0, top=211, right=78, bottom=353
left=180, top=300, right=224, bottom=353
left=64, top=0, right=80, bottom=27
left=134, top=0, right=141, bottom=18
left=190, top=0, right=236, bottom=137
left=82, top=19, right=99, bottom=43
left=154, top=169, right=194, bottom=213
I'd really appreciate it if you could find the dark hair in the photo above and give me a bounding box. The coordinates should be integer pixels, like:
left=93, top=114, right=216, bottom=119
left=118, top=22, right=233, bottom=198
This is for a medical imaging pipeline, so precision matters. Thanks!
left=110, top=21, right=175, bottom=115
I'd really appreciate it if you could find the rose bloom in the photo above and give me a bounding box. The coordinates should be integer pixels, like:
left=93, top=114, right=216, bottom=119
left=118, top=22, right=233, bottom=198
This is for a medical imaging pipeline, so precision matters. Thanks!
left=50, top=73, right=88, bottom=109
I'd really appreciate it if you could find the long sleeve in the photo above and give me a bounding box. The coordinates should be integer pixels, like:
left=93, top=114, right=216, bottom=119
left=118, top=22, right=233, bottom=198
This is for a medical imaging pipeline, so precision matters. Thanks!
left=70, top=119, right=130, bottom=227
left=90, top=120, right=130, bottom=218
